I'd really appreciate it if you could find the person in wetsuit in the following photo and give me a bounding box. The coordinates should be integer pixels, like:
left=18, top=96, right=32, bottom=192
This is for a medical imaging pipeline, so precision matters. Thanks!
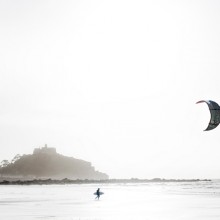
left=95, top=188, right=100, bottom=200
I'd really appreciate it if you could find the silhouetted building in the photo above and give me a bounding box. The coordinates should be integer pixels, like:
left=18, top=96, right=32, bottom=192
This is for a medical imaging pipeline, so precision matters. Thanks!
left=33, top=144, right=56, bottom=155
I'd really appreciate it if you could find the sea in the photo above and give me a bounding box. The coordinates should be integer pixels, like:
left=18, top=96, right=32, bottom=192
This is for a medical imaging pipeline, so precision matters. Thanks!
left=0, top=180, right=220, bottom=220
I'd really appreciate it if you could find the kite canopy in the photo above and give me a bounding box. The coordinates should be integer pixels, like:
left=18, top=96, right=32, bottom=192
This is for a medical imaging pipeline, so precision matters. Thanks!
left=196, top=100, right=220, bottom=131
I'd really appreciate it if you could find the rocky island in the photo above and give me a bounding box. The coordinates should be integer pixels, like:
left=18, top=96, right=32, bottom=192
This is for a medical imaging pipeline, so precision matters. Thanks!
left=0, top=145, right=108, bottom=180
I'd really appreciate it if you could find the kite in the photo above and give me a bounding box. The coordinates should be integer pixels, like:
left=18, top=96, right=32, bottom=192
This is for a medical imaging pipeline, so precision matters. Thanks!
left=196, top=100, right=220, bottom=131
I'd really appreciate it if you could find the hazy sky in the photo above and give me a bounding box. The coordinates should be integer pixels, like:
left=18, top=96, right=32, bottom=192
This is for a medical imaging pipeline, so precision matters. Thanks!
left=1, top=0, right=220, bottom=179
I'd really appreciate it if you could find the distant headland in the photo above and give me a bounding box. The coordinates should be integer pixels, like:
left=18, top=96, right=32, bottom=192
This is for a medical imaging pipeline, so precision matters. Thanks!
left=0, top=145, right=211, bottom=185
left=0, top=145, right=108, bottom=180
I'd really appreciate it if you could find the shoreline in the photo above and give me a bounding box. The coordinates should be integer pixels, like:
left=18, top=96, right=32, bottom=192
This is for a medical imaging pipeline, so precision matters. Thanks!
left=0, top=178, right=211, bottom=185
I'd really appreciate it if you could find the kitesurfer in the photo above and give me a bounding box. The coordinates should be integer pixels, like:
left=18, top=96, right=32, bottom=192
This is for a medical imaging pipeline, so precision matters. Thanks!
left=95, top=188, right=100, bottom=200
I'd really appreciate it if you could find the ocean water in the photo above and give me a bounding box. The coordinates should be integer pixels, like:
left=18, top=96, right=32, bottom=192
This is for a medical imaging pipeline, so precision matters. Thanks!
left=0, top=180, right=220, bottom=220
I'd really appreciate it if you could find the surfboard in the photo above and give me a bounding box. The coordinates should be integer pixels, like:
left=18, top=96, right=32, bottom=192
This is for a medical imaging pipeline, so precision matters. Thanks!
left=93, top=192, right=104, bottom=195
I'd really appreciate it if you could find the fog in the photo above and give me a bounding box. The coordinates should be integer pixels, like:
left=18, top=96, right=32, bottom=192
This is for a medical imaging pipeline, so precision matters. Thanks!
left=1, top=0, right=220, bottom=179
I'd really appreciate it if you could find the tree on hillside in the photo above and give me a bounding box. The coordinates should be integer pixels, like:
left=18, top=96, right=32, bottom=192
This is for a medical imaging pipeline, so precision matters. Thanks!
left=0, top=160, right=9, bottom=168
left=11, top=154, right=21, bottom=164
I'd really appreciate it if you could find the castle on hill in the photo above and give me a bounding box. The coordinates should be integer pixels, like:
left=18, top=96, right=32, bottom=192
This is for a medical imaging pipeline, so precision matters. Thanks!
left=33, top=144, right=56, bottom=155
left=0, top=144, right=109, bottom=180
